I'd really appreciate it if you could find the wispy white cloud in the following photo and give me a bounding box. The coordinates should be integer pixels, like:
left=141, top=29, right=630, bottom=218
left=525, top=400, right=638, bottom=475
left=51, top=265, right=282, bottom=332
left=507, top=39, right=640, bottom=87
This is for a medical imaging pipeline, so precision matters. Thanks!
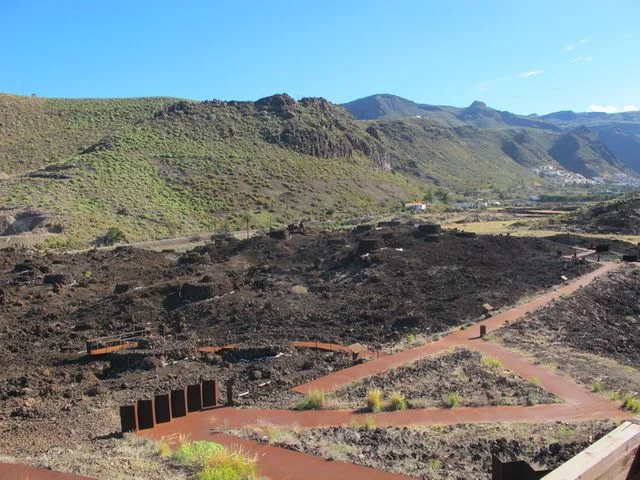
left=587, top=104, right=639, bottom=113
left=588, top=104, right=618, bottom=113
left=518, top=70, right=543, bottom=78
left=565, top=38, right=588, bottom=51
left=475, top=69, right=543, bottom=91
left=570, top=56, right=592, bottom=64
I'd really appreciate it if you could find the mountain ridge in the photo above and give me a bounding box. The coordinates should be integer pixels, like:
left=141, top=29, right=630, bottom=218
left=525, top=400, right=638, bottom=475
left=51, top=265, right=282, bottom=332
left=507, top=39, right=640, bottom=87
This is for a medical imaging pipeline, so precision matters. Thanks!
left=342, top=94, right=640, bottom=177
left=0, top=92, right=637, bottom=246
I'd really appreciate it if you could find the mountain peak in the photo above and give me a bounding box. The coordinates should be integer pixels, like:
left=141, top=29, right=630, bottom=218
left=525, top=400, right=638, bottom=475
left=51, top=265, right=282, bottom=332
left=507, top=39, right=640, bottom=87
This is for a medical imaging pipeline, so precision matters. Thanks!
left=469, top=100, right=488, bottom=109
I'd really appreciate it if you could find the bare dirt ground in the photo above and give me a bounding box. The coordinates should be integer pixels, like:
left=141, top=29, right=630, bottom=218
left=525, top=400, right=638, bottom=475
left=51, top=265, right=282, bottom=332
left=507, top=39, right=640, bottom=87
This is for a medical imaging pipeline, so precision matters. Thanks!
left=244, top=420, right=617, bottom=480
left=331, top=347, right=558, bottom=409
left=495, top=265, right=640, bottom=396
left=0, top=225, right=601, bottom=475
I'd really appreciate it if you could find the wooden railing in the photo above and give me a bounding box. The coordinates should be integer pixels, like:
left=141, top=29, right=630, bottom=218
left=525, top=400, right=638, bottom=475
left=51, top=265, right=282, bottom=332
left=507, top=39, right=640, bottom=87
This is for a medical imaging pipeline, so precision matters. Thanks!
left=541, top=416, right=640, bottom=480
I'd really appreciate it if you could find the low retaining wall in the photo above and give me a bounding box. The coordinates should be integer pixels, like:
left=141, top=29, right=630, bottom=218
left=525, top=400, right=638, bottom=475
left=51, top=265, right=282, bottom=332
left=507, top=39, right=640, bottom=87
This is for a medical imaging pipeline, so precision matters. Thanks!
left=120, top=379, right=222, bottom=432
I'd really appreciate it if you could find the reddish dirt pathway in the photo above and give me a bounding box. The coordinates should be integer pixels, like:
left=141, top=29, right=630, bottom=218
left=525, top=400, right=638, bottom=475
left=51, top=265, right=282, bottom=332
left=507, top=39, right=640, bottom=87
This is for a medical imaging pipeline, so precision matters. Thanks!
left=294, top=262, right=621, bottom=394
left=143, top=402, right=629, bottom=434
left=138, top=261, right=630, bottom=480
left=208, top=433, right=416, bottom=479
left=0, top=463, right=94, bottom=480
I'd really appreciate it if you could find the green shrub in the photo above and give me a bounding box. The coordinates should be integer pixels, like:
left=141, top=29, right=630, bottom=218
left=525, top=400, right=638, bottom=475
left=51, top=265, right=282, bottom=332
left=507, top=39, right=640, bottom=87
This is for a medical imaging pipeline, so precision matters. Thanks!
left=172, top=441, right=224, bottom=467
left=366, top=388, right=383, bottom=412
left=591, top=382, right=603, bottom=393
left=482, top=357, right=503, bottom=370
left=388, top=391, right=407, bottom=411
left=444, top=392, right=462, bottom=408
left=103, top=226, right=126, bottom=245
left=406, top=333, right=416, bottom=344
left=363, top=416, right=377, bottom=429
left=428, top=458, right=442, bottom=469
left=199, top=448, right=259, bottom=480
left=623, top=393, right=640, bottom=413
left=530, top=377, right=541, bottom=387
left=608, top=391, right=621, bottom=401
left=294, top=391, right=325, bottom=410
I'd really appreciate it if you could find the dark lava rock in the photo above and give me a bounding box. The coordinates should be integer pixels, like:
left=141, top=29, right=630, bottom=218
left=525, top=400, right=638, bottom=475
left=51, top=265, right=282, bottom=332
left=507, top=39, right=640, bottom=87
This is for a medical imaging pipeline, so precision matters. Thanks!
left=114, top=283, right=134, bottom=294
left=43, top=273, right=74, bottom=286
left=180, top=282, right=217, bottom=302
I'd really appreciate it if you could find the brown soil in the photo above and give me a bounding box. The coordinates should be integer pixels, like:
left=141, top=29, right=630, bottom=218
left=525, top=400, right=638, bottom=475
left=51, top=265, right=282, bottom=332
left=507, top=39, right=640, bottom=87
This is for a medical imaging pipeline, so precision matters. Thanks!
left=332, top=348, right=558, bottom=409
left=496, top=265, right=640, bottom=395
left=0, top=226, right=594, bottom=461
left=248, top=421, right=616, bottom=480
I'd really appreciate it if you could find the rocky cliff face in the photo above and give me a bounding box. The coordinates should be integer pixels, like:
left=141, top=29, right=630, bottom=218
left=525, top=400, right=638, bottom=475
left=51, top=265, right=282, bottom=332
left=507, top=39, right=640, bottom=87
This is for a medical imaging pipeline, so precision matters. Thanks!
left=156, top=94, right=392, bottom=169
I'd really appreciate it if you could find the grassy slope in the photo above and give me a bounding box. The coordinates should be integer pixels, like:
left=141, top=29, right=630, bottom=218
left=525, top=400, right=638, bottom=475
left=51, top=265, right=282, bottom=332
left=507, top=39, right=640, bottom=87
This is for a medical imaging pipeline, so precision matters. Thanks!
left=0, top=95, right=423, bottom=245
left=0, top=93, right=186, bottom=175
left=367, top=118, right=544, bottom=190
left=0, top=93, right=564, bottom=246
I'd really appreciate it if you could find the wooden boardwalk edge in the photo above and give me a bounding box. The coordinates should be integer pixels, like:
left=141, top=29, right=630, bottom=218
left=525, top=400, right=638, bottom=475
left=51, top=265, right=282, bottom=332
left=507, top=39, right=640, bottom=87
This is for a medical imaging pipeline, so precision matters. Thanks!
left=541, top=416, right=640, bottom=480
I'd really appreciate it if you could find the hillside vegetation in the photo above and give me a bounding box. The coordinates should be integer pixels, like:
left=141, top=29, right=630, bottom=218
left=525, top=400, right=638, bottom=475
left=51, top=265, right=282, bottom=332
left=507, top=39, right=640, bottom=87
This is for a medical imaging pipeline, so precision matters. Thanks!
left=0, top=92, right=631, bottom=247
left=344, top=94, right=639, bottom=178
left=0, top=93, right=182, bottom=175
left=0, top=94, right=425, bottom=245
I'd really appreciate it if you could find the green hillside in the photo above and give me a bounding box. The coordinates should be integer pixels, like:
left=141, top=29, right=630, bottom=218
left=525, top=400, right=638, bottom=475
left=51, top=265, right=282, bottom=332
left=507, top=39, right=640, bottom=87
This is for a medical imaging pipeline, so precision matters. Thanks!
left=0, top=93, right=183, bottom=175
left=0, top=94, right=425, bottom=246
left=344, top=94, right=639, bottom=178
left=1, top=92, right=599, bottom=248
left=366, top=118, right=542, bottom=189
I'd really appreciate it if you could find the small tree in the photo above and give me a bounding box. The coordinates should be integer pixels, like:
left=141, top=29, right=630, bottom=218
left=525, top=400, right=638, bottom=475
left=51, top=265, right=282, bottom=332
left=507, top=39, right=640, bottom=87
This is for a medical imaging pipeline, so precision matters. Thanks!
left=103, top=227, right=126, bottom=246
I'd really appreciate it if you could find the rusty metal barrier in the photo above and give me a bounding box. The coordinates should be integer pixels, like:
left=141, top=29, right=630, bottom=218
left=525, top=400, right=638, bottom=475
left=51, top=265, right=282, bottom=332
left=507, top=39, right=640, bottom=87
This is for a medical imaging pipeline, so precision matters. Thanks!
left=187, top=384, right=203, bottom=412
left=170, top=388, right=187, bottom=418
left=154, top=393, right=171, bottom=424
left=119, top=404, right=137, bottom=433
left=202, top=380, right=221, bottom=409
left=137, top=399, right=155, bottom=430
left=120, top=380, right=222, bottom=433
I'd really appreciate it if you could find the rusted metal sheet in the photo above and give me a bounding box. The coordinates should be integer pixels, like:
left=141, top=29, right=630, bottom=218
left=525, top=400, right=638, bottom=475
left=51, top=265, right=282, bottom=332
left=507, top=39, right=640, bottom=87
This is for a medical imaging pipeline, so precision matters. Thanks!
left=119, top=404, right=137, bottom=433
left=137, top=399, right=155, bottom=430
left=85, top=328, right=150, bottom=355
left=87, top=341, right=138, bottom=356
left=198, top=344, right=238, bottom=354
left=202, top=380, right=220, bottom=409
left=171, top=388, right=187, bottom=418
left=187, top=384, right=202, bottom=412
left=154, top=393, right=171, bottom=424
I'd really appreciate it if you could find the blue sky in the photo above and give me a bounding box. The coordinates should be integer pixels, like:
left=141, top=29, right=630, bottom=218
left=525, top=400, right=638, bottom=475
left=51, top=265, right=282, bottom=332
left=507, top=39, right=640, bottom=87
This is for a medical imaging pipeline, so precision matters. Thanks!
left=1, top=0, right=638, bottom=114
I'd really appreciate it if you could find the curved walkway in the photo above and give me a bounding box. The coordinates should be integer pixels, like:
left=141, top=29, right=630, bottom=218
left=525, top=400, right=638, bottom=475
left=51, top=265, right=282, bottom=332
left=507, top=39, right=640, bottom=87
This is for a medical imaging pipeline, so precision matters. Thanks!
left=294, top=261, right=621, bottom=394
left=0, top=463, right=94, bottom=480
left=140, top=262, right=631, bottom=479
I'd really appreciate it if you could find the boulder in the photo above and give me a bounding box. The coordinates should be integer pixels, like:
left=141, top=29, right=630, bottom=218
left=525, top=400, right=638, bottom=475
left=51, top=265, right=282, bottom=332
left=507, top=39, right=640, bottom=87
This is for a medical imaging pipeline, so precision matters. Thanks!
left=43, top=273, right=74, bottom=286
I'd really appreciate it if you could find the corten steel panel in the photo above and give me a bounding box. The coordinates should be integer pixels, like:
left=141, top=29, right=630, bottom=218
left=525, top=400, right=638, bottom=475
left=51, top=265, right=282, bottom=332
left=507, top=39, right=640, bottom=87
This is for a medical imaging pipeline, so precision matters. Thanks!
left=202, top=380, right=218, bottom=409
left=154, top=393, right=171, bottom=424
left=480, top=325, right=487, bottom=338
left=187, top=383, right=203, bottom=412
left=119, top=404, right=137, bottom=433
left=171, top=388, right=187, bottom=418
left=137, top=399, right=155, bottom=430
